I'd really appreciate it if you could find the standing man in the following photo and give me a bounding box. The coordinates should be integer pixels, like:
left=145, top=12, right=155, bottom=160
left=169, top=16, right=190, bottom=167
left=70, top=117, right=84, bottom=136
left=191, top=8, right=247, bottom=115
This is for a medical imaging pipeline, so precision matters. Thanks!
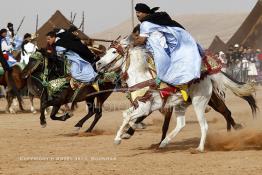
left=133, top=3, right=203, bottom=100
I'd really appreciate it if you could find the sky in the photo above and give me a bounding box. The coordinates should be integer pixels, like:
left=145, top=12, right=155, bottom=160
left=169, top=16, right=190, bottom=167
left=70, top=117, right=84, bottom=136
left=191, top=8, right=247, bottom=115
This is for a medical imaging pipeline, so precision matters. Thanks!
left=0, top=0, right=258, bottom=35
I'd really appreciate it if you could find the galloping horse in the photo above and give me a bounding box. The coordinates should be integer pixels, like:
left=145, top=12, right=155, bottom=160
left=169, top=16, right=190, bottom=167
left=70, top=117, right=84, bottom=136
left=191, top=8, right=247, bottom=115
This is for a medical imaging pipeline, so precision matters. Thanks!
left=96, top=37, right=256, bottom=152
left=22, top=51, right=116, bottom=132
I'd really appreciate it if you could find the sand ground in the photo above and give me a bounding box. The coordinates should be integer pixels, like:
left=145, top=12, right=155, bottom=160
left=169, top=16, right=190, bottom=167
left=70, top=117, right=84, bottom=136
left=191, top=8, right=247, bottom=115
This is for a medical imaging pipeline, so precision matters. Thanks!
left=0, top=87, right=261, bottom=175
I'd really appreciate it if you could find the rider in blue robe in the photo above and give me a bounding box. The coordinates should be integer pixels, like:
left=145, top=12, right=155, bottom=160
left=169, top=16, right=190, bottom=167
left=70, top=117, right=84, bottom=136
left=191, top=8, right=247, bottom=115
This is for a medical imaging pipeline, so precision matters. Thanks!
left=134, top=3, right=204, bottom=100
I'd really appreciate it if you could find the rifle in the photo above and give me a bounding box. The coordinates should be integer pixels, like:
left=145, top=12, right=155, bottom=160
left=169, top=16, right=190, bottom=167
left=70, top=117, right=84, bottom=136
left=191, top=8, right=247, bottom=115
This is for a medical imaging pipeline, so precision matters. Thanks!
left=15, top=16, right=25, bottom=36
left=71, top=13, right=77, bottom=24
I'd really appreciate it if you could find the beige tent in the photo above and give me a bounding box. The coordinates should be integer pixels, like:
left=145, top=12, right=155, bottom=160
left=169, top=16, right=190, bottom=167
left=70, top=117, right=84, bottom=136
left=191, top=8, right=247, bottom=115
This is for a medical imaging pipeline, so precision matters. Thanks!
left=208, top=35, right=227, bottom=53
left=36, top=10, right=90, bottom=48
left=226, top=0, right=262, bottom=49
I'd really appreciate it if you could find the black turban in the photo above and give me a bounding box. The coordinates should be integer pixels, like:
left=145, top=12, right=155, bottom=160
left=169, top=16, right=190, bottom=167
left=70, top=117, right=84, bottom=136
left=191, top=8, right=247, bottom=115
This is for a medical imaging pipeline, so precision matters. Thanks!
left=135, top=3, right=159, bottom=14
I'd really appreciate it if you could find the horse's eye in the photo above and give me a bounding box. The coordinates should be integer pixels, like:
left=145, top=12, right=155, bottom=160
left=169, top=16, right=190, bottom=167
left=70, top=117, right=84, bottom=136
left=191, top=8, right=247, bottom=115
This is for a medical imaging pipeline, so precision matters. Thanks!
left=112, top=51, right=117, bottom=54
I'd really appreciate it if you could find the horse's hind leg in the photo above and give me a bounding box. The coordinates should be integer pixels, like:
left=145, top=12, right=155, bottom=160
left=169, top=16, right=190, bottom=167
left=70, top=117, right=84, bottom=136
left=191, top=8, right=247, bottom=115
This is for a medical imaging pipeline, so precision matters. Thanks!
left=29, top=93, right=37, bottom=114
left=5, top=92, right=15, bottom=114
left=159, top=105, right=186, bottom=148
left=160, top=108, right=173, bottom=143
left=50, top=105, right=72, bottom=121
left=209, top=92, right=243, bottom=131
left=40, top=104, right=47, bottom=128
left=85, top=108, right=102, bottom=132
left=192, top=96, right=209, bottom=152
left=74, top=98, right=95, bottom=131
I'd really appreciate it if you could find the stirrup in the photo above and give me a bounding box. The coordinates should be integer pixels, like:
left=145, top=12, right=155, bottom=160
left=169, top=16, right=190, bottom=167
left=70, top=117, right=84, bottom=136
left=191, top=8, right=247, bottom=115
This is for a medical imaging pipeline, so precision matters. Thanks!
left=92, top=81, right=100, bottom=92
left=178, top=84, right=189, bottom=101
left=70, top=78, right=80, bottom=90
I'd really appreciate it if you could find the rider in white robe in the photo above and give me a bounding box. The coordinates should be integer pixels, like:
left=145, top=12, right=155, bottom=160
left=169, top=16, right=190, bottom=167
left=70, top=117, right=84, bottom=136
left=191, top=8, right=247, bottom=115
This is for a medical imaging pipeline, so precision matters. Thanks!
left=135, top=3, right=202, bottom=87
left=140, top=21, right=202, bottom=86
left=20, top=33, right=38, bottom=65
left=56, top=46, right=97, bottom=83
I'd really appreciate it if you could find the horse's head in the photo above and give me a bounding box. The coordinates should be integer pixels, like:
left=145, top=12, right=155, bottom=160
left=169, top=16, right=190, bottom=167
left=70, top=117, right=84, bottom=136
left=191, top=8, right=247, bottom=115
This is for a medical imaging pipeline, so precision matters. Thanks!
left=96, top=37, right=131, bottom=73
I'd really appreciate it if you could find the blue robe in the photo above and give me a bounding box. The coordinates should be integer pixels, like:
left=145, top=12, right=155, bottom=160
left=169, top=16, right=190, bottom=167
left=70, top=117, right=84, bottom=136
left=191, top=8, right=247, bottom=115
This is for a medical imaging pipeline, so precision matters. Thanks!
left=140, top=21, right=202, bottom=86
left=56, top=46, right=97, bottom=83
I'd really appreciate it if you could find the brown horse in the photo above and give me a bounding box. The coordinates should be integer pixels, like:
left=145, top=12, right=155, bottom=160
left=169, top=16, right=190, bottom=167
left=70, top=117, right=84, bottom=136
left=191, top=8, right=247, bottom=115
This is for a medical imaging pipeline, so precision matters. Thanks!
left=0, top=64, right=26, bottom=113
left=21, top=51, right=117, bottom=132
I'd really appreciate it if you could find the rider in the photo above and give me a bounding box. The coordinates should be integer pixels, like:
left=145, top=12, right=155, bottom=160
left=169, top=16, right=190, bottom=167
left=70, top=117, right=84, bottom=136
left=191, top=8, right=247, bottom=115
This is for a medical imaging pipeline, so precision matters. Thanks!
left=46, top=29, right=99, bottom=91
left=6, top=23, right=15, bottom=46
left=20, top=33, right=38, bottom=65
left=133, top=3, right=203, bottom=101
left=0, top=29, right=17, bottom=67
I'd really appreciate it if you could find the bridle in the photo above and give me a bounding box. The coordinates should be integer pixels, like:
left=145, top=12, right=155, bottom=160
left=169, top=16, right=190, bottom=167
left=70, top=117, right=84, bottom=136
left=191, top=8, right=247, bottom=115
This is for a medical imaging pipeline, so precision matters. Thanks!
left=100, top=42, right=130, bottom=77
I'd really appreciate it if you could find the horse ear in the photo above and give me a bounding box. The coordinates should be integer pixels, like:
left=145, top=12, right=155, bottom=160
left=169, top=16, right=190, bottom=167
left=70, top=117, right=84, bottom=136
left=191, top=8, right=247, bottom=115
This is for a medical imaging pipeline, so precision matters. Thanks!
left=120, top=35, right=131, bottom=47
left=115, top=35, right=121, bottom=41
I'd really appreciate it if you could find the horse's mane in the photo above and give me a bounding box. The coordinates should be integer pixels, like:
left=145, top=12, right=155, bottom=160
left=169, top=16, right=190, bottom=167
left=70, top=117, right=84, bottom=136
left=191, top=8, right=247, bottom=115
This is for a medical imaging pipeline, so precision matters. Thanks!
left=119, top=35, right=151, bottom=73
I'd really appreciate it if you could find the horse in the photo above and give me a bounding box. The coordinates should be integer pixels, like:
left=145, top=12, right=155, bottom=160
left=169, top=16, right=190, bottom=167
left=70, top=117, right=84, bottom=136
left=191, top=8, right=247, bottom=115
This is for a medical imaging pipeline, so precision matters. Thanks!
left=96, top=38, right=256, bottom=152
left=0, top=63, right=26, bottom=113
left=21, top=51, right=116, bottom=132
left=123, top=72, right=258, bottom=144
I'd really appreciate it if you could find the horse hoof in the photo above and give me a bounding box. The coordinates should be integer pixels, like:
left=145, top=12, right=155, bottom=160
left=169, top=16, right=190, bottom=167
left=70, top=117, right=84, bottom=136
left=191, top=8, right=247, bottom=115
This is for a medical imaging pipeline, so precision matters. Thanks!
left=32, top=110, right=37, bottom=114
left=9, top=109, right=16, bottom=114
left=136, top=123, right=146, bottom=129
left=114, top=139, right=121, bottom=145
left=121, top=133, right=131, bottom=139
left=189, top=148, right=204, bottom=154
left=234, top=124, right=243, bottom=130
left=41, top=123, right=47, bottom=128
left=205, top=106, right=212, bottom=113
left=159, top=139, right=169, bottom=148
left=74, top=127, right=81, bottom=132
left=68, top=112, right=74, bottom=117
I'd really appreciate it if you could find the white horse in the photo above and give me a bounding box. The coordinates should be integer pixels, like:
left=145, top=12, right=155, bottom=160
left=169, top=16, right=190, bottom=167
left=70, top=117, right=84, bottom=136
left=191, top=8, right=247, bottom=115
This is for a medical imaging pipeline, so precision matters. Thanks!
left=96, top=38, right=255, bottom=152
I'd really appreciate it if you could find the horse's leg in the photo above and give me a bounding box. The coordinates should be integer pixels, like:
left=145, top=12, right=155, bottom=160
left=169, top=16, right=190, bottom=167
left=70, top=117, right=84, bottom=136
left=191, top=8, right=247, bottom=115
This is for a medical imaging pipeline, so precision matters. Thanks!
left=74, top=98, right=95, bottom=131
left=29, top=93, right=37, bottom=114
left=209, top=92, right=242, bottom=131
left=191, top=95, right=209, bottom=152
left=50, top=105, right=72, bottom=121
left=85, top=91, right=113, bottom=132
left=39, top=102, right=47, bottom=128
left=85, top=107, right=102, bottom=132
left=160, top=108, right=173, bottom=143
left=5, top=91, right=15, bottom=114
left=114, top=101, right=152, bottom=145
left=49, top=105, right=61, bottom=120
left=159, top=104, right=186, bottom=148
left=40, top=89, right=49, bottom=127
left=122, top=115, right=147, bottom=139
left=188, top=78, right=212, bottom=153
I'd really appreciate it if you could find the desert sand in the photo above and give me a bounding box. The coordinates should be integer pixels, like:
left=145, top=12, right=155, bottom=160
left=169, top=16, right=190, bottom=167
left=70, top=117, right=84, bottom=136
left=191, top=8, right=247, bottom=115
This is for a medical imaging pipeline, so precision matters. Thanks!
left=0, top=86, right=261, bottom=175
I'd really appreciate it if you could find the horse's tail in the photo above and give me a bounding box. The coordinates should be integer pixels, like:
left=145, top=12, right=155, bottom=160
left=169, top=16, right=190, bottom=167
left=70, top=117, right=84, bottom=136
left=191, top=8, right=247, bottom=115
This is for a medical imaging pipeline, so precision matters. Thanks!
left=209, top=71, right=258, bottom=117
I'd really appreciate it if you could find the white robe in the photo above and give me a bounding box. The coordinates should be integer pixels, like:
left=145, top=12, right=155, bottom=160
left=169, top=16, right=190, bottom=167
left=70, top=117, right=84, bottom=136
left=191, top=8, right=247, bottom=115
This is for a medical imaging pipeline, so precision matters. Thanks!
left=140, top=21, right=202, bottom=85
left=20, top=42, right=37, bottom=65
left=56, top=46, right=97, bottom=83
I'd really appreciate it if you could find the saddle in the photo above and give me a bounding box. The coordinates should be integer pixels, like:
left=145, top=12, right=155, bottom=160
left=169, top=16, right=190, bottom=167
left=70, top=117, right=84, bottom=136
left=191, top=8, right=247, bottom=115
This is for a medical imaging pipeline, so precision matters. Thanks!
left=128, top=52, right=222, bottom=107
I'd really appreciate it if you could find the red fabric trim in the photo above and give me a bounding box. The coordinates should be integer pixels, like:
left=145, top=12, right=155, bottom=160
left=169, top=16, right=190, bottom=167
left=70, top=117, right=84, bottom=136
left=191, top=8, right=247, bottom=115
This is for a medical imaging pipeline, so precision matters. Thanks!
left=3, top=53, right=8, bottom=60
left=160, top=86, right=177, bottom=98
